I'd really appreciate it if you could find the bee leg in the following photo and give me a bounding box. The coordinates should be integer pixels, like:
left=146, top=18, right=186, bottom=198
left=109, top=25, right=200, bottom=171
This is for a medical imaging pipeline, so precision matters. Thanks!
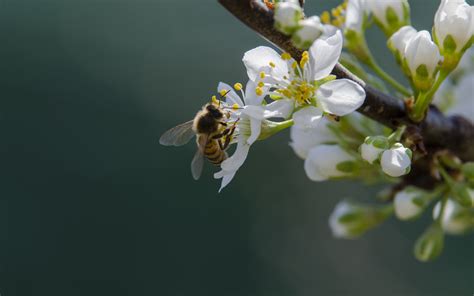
left=218, top=138, right=225, bottom=150
left=222, top=123, right=238, bottom=150
left=219, top=122, right=228, bottom=127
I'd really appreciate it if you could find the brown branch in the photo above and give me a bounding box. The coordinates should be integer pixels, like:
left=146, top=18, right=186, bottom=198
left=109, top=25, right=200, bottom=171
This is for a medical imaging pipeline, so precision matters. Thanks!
left=218, top=0, right=474, bottom=161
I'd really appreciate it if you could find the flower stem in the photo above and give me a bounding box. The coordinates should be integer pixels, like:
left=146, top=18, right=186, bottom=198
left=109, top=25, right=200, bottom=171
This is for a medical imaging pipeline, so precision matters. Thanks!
left=366, top=59, right=412, bottom=97
left=410, top=70, right=449, bottom=122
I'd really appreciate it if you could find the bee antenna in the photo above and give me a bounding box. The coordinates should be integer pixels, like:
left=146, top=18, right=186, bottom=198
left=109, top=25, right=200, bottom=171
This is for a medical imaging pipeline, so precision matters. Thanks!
left=220, top=90, right=231, bottom=99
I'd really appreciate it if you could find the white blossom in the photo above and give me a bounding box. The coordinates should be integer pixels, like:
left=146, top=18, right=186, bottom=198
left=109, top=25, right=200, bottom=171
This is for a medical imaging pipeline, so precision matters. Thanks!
left=242, top=29, right=365, bottom=129
left=329, top=200, right=392, bottom=239
left=292, top=16, right=324, bottom=49
left=359, top=136, right=389, bottom=164
left=213, top=81, right=290, bottom=192
left=274, top=0, right=303, bottom=35
left=434, top=0, right=474, bottom=55
left=366, top=0, right=409, bottom=35
left=289, top=117, right=336, bottom=159
left=380, top=143, right=412, bottom=177
left=433, top=199, right=473, bottom=235
left=304, top=144, right=355, bottom=181
left=404, top=30, right=442, bottom=90
left=387, top=25, right=417, bottom=57
left=394, top=188, right=425, bottom=220
left=345, top=0, right=368, bottom=33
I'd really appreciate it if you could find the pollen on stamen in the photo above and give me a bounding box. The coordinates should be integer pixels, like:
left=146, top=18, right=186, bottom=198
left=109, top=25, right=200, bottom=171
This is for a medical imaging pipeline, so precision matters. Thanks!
left=269, top=62, right=276, bottom=68
left=232, top=103, right=240, bottom=110
left=258, top=81, right=265, bottom=88
left=211, top=95, right=219, bottom=104
left=219, top=89, right=228, bottom=97
left=233, top=83, right=243, bottom=91
left=321, top=11, right=331, bottom=24
left=255, top=87, right=264, bottom=96
left=300, top=56, right=309, bottom=68
left=280, top=52, right=292, bottom=60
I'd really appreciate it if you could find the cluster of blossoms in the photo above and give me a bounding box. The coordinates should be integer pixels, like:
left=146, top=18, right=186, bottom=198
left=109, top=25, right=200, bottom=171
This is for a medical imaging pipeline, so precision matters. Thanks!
left=162, top=0, right=474, bottom=262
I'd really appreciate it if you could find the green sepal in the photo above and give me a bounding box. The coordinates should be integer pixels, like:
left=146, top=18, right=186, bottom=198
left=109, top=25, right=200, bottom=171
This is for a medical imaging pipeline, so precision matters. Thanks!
left=414, top=223, right=444, bottom=262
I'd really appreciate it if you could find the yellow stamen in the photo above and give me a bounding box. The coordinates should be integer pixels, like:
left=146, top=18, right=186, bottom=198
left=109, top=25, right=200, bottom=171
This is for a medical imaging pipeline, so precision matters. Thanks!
left=255, top=87, right=263, bottom=96
left=211, top=95, right=218, bottom=104
left=300, top=56, right=309, bottom=68
left=233, top=83, right=243, bottom=91
left=232, top=103, right=240, bottom=110
left=321, top=11, right=331, bottom=24
left=258, top=81, right=265, bottom=88
left=291, top=61, right=298, bottom=70
left=280, top=52, right=292, bottom=60
left=269, top=61, right=276, bottom=68
left=259, top=71, right=266, bottom=79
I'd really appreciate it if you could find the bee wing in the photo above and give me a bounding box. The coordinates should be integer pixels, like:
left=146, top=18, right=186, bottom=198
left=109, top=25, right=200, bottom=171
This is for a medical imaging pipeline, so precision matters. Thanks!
left=159, top=120, right=195, bottom=146
left=191, top=134, right=208, bottom=180
left=191, top=148, right=204, bottom=180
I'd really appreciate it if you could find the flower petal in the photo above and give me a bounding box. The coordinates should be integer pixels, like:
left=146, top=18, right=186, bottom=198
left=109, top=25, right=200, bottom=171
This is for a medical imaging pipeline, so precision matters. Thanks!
left=317, top=79, right=365, bottom=116
left=264, top=99, right=294, bottom=119
left=308, top=29, right=343, bottom=81
left=242, top=46, right=289, bottom=82
left=244, top=80, right=266, bottom=106
left=218, top=82, right=244, bottom=106
left=289, top=117, right=336, bottom=159
left=220, top=140, right=250, bottom=172
left=293, top=106, right=323, bottom=129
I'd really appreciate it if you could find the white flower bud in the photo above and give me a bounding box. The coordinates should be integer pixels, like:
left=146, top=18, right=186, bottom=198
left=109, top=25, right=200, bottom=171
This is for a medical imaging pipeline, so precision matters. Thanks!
left=274, top=1, right=303, bottom=35
left=304, top=145, right=355, bottom=181
left=380, top=143, right=412, bottom=177
left=404, top=31, right=442, bottom=91
left=434, top=0, right=474, bottom=56
left=394, top=188, right=426, bottom=220
left=360, top=136, right=389, bottom=164
left=291, top=16, right=324, bottom=49
left=366, top=0, right=410, bottom=36
left=329, top=200, right=392, bottom=239
left=433, top=199, right=473, bottom=235
left=345, top=0, right=367, bottom=33
left=387, top=26, right=417, bottom=60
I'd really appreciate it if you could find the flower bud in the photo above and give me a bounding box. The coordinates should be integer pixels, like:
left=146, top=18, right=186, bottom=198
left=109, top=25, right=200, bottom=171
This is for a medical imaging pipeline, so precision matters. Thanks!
left=433, top=199, right=473, bottom=235
left=434, top=0, right=474, bottom=70
left=291, top=16, right=324, bottom=49
left=289, top=117, right=336, bottom=159
left=380, top=143, right=412, bottom=177
left=304, top=145, right=356, bottom=181
left=360, top=136, right=389, bottom=164
left=450, top=182, right=473, bottom=207
left=367, top=0, right=410, bottom=36
left=387, top=26, right=417, bottom=65
left=404, top=31, right=442, bottom=91
left=329, top=200, right=393, bottom=239
left=414, top=223, right=444, bottom=262
left=274, top=0, right=303, bottom=35
left=393, top=187, right=427, bottom=220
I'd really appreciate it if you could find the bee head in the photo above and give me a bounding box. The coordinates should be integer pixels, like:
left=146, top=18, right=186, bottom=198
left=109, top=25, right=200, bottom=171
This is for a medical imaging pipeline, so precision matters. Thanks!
left=206, top=104, right=224, bottom=119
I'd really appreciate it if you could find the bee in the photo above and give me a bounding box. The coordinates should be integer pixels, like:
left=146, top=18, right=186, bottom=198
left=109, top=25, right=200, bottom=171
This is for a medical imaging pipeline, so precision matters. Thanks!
left=159, top=102, right=237, bottom=180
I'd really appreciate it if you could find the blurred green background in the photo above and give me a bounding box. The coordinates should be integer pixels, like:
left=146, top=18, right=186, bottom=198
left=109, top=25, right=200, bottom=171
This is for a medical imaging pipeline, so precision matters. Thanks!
left=1, top=0, right=473, bottom=295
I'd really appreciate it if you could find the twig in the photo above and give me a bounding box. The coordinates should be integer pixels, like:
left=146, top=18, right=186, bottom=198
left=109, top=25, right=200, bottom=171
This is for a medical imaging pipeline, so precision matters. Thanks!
left=218, top=0, right=474, bottom=162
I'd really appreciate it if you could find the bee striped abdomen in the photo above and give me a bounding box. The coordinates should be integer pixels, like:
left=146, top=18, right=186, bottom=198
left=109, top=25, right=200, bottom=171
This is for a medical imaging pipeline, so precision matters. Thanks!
left=204, top=139, right=227, bottom=165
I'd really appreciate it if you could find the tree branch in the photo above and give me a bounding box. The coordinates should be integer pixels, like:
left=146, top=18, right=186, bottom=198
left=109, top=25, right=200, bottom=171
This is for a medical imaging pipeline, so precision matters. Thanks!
left=218, top=0, right=474, bottom=162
